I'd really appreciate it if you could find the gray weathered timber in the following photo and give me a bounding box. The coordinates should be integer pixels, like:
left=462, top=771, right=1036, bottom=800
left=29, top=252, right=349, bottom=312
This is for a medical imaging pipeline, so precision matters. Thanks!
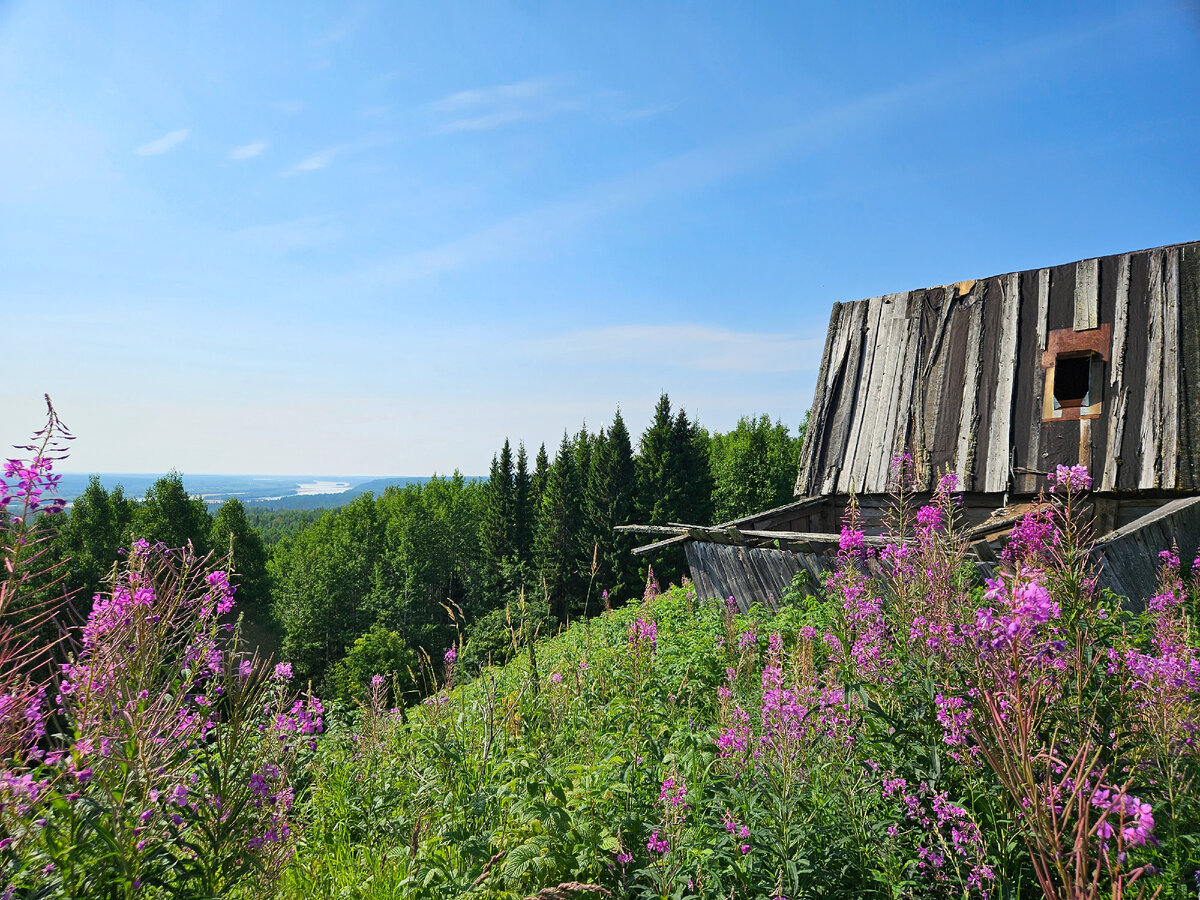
left=795, top=240, right=1200, bottom=497
left=1095, top=496, right=1200, bottom=603
left=685, top=541, right=813, bottom=614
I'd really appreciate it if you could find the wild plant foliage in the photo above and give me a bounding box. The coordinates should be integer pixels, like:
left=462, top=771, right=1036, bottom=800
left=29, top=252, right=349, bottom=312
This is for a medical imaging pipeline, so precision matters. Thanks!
left=0, top=407, right=323, bottom=899
left=282, top=457, right=1199, bottom=900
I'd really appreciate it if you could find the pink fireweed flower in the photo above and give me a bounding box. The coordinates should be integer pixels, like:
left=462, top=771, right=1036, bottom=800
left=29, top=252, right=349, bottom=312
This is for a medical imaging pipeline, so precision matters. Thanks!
left=915, top=505, right=943, bottom=530
left=550, top=672, right=563, bottom=684
left=646, top=830, right=669, bottom=854
left=975, top=571, right=1060, bottom=650
left=938, top=472, right=959, bottom=494
left=1092, top=788, right=1155, bottom=848
left=273, top=662, right=293, bottom=682
left=1048, top=463, right=1092, bottom=493
left=839, top=524, right=866, bottom=557
left=1002, top=508, right=1058, bottom=567
left=628, top=618, right=657, bottom=649
left=659, top=775, right=688, bottom=808
left=443, top=646, right=456, bottom=664
left=204, top=570, right=236, bottom=616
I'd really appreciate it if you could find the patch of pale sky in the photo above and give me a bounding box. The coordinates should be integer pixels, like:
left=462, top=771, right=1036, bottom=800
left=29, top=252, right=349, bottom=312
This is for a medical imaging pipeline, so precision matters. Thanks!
left=531, top=326, right=823, bottom=374
left=231, top=215, right=343, bottom=254
left=272, top=99, right=306, bottom=115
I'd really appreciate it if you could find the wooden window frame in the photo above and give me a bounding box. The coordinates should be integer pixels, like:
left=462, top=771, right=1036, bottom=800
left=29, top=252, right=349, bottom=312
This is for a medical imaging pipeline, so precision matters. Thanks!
left=1041, top=323, right=1111, bottom=422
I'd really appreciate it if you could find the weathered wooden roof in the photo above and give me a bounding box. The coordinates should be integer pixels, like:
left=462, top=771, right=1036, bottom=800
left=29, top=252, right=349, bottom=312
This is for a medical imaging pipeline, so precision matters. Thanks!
left=796, top=241, right=1200, bottom=496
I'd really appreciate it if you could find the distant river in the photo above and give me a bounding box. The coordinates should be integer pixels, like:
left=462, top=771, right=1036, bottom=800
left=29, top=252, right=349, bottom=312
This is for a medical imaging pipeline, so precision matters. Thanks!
left=294, top=481, right=353, bottom=496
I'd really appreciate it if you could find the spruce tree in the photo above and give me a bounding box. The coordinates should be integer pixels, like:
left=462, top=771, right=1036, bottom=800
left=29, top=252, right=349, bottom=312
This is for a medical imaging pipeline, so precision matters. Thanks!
left=512, top=442, right=533, bottom=566
left=532, top=443, right=550, bottom=510
left=637, top=394, right=676, bottom=525
left=588, top=409, right=639, bottom=604
left=672, top=408, right=714, bottom=527
left=534, top=434, right=585, bottom=622
left=480, top=440, right=515, bottom=589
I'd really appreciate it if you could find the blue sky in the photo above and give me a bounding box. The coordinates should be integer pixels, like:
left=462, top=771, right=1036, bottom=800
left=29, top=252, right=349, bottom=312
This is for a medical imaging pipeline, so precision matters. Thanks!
left=3, top=1, right=1198, bottom=475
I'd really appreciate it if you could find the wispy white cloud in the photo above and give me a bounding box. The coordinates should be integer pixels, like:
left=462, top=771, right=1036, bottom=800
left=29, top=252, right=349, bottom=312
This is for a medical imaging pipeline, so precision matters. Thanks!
left=135, top=128, right=189, bottom=156
left=530, top=325, right=823, bottom=373
left=280, top=133, right=393, bottom=177
left=429, top=78, right=583, bottom=133
left=431, top=78, right=552, bottom=113
left=281, top=148, right=337, bottom=176
left=228, top=140, right=268, bottom=160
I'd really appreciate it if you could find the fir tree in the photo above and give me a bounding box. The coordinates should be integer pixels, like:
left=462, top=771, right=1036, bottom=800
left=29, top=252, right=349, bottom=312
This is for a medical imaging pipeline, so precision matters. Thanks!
left=587, top=409, right=639, bottom=604
left=481, top=440, right=515, bottom=588
left=532, top=443, right=550, bottom=510
left=671, top=408, right=714, bottom=527
left=534, top=433, right=585, bottom=622
left=636, top=394, right=677, bottom=525
left=512, top=442, right=533, bottom=566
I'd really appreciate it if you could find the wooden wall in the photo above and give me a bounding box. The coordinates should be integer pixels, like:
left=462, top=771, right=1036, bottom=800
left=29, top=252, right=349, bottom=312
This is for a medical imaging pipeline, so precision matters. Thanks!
left=796, top=241, right=1200, bottom=497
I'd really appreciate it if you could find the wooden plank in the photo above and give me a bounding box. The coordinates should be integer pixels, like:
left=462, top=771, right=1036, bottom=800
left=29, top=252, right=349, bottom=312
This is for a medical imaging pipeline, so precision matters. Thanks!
left=1010, top=270, right=1043, bottom=492
left=861, top=294, right=909, bottom=491
left=1037, top=268, right=1051, bottom=350
left=1178, top=245, right=1200, bottom=490
left=1074, top=258, right=1100, bottom=330
left=1047, top=261, right=1076, bottom=332
left=870, top=293, right=920, bottom=490
left=631, top=535, right=688, bottom=556
left=890, top=293, right=924, bottom=479
left=1140, top=250, right=1165, bottom=488
left=974, top=279, right=1003, bottom=491
left=955, top=285, right=984, bottom=486
left=1162, top=247, right=1180, bottom=489
left=796, top=303, right=849, bottom=495
left=985, top=273, right=1020, bottom=492
left=1101, top=254, right=1131, bottom=491
left=822, top=301, right=870, bottom=494
left=841, top=295, right=887, bottom=493
left=1119, top=251, right=1151, bottom=489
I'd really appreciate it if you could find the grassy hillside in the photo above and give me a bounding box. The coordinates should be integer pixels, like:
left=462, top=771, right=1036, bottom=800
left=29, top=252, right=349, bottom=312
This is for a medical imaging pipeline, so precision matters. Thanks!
left=277, top=476, right=1200, bottom=899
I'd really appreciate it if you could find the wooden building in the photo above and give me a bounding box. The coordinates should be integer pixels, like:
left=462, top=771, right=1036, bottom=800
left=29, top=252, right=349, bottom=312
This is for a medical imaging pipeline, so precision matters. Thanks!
left=622, top=240, right=1200, bottom=610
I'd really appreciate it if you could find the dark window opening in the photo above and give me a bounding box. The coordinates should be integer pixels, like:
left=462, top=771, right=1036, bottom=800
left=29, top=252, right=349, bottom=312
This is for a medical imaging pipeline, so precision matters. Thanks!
left=1054, top=354, right=1092, bottom=408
